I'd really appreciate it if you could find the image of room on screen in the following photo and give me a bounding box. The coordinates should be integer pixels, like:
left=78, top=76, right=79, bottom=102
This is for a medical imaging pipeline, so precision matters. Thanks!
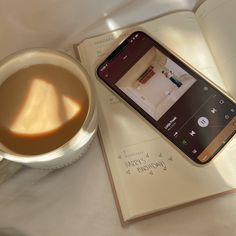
left=115, top=47, right=196, bottom=121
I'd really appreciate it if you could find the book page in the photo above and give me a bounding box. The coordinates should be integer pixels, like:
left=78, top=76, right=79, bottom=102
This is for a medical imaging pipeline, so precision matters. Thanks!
left=196, top=0, right=236, bottom=99
left=76, top=11, right=236, bottom=222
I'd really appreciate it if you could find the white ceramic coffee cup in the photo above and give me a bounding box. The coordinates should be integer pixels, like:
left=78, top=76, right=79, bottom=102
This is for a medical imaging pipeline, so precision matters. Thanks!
left=0, top=48, right=97, bottom=169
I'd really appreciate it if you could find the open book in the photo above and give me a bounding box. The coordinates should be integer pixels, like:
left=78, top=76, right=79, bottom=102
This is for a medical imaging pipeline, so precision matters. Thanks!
left=74, top=0, right=236, bottom=224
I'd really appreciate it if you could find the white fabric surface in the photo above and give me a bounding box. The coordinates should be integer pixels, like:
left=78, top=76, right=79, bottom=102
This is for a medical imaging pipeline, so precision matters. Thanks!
left=0, top=0, right=236, bottom=235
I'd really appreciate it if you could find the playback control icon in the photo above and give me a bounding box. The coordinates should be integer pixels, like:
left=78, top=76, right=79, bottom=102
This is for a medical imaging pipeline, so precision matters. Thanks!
left=198, top=117, right=209, bottom=127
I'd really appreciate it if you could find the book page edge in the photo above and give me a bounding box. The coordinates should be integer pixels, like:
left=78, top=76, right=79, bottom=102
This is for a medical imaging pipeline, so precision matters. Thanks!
left=125, top=188, right=236, bottom=224
left=97, top=129, right=127, bottom=226
left=193, top=0, right=207, bottom=12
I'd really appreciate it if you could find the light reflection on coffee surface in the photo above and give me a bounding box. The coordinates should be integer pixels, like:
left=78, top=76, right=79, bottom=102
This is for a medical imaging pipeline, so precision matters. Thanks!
left=11, top=79, right=81, bottom=134
left=0, top=64, right=88, bottom=155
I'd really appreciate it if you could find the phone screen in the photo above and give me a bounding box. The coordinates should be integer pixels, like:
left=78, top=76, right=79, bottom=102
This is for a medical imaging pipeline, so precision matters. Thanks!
left=97, top=31, right=236, bottom=165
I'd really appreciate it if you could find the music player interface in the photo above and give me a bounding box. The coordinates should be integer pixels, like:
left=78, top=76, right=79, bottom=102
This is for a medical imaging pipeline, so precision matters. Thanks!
left=157, top=82, right=236, bottom=162
left=98, top=32, right=236, bottom=163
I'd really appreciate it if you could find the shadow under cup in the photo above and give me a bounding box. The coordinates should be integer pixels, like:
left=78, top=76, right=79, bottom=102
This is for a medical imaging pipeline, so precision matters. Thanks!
left=0, top=49, right=97, bottom=168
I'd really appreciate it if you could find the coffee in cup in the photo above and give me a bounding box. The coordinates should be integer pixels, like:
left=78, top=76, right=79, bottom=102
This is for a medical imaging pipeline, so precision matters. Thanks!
left=0, top=49, right=97, bottom=168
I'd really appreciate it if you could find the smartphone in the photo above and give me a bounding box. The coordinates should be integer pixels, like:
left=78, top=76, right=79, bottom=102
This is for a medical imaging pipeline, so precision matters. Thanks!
left=96, top=31, right=236, bottom=165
